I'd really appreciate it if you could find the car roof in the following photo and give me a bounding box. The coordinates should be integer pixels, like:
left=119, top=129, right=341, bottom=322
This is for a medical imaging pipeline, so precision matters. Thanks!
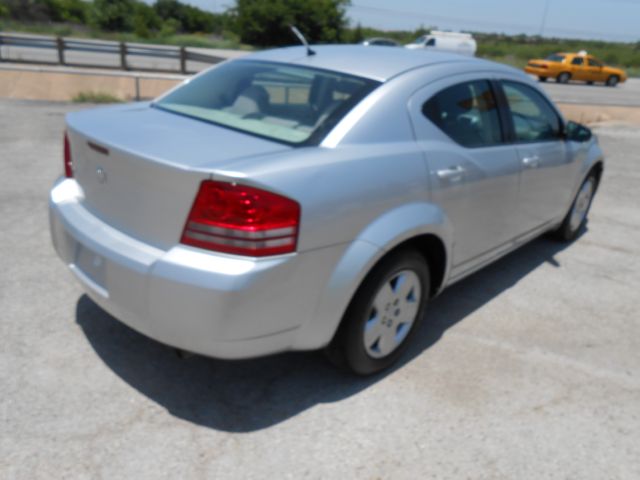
left=242, top=45, right=497, bottom=82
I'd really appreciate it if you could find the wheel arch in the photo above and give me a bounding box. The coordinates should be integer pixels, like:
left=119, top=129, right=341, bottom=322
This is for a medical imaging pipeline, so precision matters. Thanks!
left=291, top=202, right=453, bottom=351
left=390, top=234, right=448, bottom=298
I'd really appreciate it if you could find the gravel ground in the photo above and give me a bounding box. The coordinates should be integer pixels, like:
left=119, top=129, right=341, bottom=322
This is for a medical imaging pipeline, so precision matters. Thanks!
left=1, top=99, right=639, bottom=480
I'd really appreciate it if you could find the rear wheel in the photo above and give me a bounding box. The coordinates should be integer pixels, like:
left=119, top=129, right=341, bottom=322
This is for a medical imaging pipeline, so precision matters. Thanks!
left=328, top=249, right=430, bottom=375
left=538, top=76, right=548, bottom=82
left=606, top=75, right=619, bottom=87
left=554, top=174, right=597, bottom=241
left=557, top=72, right=571, bottom=84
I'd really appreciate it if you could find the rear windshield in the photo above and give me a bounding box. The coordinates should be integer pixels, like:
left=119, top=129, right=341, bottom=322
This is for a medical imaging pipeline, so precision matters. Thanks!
left=545, top=54, right=566, bottom=63
left=154, top=60, right=380, bottom=145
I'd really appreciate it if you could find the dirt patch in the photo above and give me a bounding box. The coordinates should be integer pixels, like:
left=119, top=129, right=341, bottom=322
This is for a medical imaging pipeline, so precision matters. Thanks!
left=557, top=103, right=640, bottom=126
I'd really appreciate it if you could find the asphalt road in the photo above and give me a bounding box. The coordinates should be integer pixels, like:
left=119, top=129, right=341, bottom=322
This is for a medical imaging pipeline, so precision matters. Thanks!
left=539, top=77, right=640, bottom=107
left=1, top=99, right=639, bottom=479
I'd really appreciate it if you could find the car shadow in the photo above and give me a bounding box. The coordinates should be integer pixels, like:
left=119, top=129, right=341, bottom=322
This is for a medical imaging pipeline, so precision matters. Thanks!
left=76, top=230, right=585, bottom=432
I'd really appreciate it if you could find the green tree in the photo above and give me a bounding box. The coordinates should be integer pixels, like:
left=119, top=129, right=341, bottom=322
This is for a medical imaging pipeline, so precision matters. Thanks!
left=153, top=0, right=220, bottom=33
left=44, top=0, right=90, bottom=23
left=233, top=0, right=350, bottom=47
left=90, top=0, right=135, bottom=32
left=2, top=0, right=51, bottom=21
left=132, top=3, right=162, bottom=38
left=350, top=22, right=364, bottom=43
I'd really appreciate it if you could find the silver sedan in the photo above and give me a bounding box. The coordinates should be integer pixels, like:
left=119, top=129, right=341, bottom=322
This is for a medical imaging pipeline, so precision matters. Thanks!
left=49, top=45, right=603, bottom=374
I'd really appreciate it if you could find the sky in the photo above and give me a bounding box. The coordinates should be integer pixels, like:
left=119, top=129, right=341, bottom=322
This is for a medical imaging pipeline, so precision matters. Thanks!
left=171, top=0, right=640, bottom=42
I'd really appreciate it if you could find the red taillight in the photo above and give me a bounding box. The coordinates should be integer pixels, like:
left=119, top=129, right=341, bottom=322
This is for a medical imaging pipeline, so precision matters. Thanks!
left=64, top=132, right=73, bottom=178
left=181, top=181, right=301, bottom=257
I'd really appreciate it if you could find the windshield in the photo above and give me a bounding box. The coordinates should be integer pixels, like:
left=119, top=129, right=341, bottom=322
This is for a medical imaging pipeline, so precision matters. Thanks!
left=154, top=60, right=380, bottom=145
left=413, top=36, right=427, bottom=44
left=545, top=54, right=566, bottom=62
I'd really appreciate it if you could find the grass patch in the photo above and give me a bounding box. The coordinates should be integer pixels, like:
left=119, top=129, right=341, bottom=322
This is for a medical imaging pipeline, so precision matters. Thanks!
left=72, top=91, right=123, bottom=104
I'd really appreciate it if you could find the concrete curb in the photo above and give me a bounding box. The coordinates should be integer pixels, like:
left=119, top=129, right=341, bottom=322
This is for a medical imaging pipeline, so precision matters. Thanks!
left=0, top=64, right=185, bottom=101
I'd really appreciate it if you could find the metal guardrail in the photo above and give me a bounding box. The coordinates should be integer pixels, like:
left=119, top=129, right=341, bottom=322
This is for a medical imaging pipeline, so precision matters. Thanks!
left=0, top=32, right=225, bottom=73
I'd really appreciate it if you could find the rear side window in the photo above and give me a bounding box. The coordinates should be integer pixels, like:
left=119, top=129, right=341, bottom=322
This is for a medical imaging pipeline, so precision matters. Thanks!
left=154, top=60, right=379, bottom=145
left=501, top=81, right=561, bottom=143
left=571, top=57, right=584, bottom=66
left=546, top=54, right=566, bottom=63
left=422, top=80, right=503, bottom=148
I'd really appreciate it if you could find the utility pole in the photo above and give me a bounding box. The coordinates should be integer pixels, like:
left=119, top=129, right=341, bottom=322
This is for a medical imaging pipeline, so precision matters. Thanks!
left=539, top=0, right=550, bottom=37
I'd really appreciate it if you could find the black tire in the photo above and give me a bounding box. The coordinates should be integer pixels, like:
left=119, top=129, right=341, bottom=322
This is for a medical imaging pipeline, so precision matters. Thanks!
left=557, top=72, right=571, bottom=84
left=327, top=249, right=430, bottom=375
left=606, top=75, right=619, bottom=87
left=587, top=81, right=594, bottom=85
left=554, top=174, right=597, bottom=242
left=538, top=76, right=548, bottom=82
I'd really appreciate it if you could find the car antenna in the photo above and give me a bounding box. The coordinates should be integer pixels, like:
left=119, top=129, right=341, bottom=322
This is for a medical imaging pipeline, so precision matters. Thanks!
left=290, top=25, right=316, bottom=56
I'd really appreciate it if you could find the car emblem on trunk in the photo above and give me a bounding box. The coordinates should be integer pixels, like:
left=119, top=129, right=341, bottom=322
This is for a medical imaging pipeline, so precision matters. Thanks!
left=96, top=167, right=107, bottom=184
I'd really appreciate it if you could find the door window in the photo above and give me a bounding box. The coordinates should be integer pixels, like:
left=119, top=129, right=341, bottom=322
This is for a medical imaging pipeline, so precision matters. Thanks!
left=501, top=81, right=561, bottom=143
left=571, top=57, right=584, bottom=66
left=422, top=80, right=503, bottom=148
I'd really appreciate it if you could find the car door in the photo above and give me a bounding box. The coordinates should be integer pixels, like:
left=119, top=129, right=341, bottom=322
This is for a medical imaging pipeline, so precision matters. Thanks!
left=586, top=57, right=606, bottom=82
left=409, top=76, right=522, bottom=275
left=498, top=80, right=576, bottom=233
left=570, top=55, right=587, bottom=81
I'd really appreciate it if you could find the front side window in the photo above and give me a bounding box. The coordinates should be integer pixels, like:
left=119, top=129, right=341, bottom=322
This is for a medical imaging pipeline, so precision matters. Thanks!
left=154, top=60, right=379, bottom=145
left=422, top=80, right=503, bottom=148
left=501, top=81, right=561, bottom=143
left=588, top=58, right=603, bottom=67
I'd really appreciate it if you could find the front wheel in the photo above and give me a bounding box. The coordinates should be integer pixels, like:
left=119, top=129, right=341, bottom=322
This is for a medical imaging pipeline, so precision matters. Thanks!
left=554, top=174, right=597, bottom=241
left=557, top=72, right=571, bottom=84
left=606, top=75, right=619, bottom=87
left=329, top=249, right=430, bottom=375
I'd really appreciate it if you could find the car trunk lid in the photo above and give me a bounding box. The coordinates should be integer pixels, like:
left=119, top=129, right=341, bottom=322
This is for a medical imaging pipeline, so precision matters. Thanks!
left=66, top=103, right=290, bottom=250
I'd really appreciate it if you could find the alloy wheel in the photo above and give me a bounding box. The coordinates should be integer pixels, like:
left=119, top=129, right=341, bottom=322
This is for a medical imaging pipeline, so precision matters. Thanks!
left=569, top=177, right=595, bottom=232
left=363, top=270, right=422, bottom=358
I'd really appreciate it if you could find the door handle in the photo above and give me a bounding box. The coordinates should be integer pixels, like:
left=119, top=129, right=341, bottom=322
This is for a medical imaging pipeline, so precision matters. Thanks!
left=436, top=165, right=466, bottom=181
left=522, top=156, right=540, bottom=168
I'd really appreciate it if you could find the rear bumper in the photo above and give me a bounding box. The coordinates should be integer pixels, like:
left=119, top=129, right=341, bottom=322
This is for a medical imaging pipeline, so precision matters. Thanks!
left=49, top=178, right=345, bottom=359
left=524, top=66, right=551, bottom=77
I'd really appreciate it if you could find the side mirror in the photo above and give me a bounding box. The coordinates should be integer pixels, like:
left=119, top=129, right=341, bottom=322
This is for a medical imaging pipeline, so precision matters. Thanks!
left=564, top=120, right=592, bottom=142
